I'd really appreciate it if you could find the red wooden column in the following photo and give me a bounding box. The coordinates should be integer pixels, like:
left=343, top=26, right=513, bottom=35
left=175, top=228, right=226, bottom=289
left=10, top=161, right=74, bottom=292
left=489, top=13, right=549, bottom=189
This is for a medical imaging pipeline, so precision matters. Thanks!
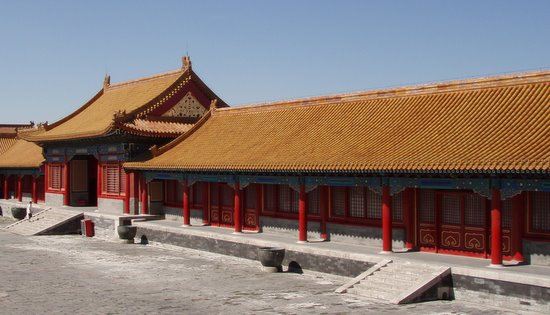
left=298, top=183, right=308, bottom=243
left=63, top=162, right=70, bottom=206
left=490, top=188, right=503, bottom=266
left=17, top=176, right=23, bottom=202
left=382, top=185, right=392, bottom=253
left=511, top=193, right=525, bottom=262
left=319, top=186, right=328, bottom=241
left=3, top=175, right=9, bottom=199
left=233, top=182, right=242, bottom=233
left=31, top=176, right=38, bottom=203
left=182, top=180, right=190, bottom=226
left=97, top=163, right=102, bottom=201
left=140, top=176, right=149, bottom=215
left=123, top=172, right=131, bottom=214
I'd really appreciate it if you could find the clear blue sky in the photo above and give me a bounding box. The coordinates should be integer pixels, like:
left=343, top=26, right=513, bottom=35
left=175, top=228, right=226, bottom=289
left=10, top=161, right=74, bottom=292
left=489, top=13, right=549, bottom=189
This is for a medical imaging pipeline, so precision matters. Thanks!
left=1, top=0, right=548, bottom=124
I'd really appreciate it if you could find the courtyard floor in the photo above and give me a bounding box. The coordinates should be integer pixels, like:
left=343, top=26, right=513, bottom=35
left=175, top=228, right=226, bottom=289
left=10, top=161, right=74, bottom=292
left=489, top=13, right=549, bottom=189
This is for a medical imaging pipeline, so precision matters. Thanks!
left=0, top=217, right=522, bottom=314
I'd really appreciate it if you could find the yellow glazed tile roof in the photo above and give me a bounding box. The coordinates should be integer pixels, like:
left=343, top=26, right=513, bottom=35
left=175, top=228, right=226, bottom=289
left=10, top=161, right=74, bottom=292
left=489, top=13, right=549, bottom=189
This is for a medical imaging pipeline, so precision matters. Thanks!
left=21, top=69, right=185, bottom=142
left=0, top=137, right=17, bottom=155
left=0, top=139, right=44, bottom=169
left=129, top=70, right=549, bottom=174
left=120, top=119, right=194, bottom=137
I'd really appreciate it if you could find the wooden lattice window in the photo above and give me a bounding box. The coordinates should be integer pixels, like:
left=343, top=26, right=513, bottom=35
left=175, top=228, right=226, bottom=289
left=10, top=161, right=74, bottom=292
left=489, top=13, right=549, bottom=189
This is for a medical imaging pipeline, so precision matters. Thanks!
left=465, top=194, right=486, bottom=227
left=210, top=183, right=219, bottom=206
left=502, top=198, right=513, bottom=229
left=164, top=180, right=183, bottom=205
left=307, top=188, right=320, bottom=215
left=366, top=189, right=382, bottom=219
left=245, top=184, right=257, bottom=209
left=222, top=184, right=233, bottom=207
left=419, top=190, right=435, bottom=223
left=48, top=164, right=63, bottom=190
left=392, top=192, right=403, bottom=222
left=149, top=181, right=163, bottom=202
left=101, top=163, right=126, bottom=196
left=331, top=187, right=346, bottom=217
left=531, top=192, right=550, bottom=233
left=278, top=185, right=292, bottom=213
left=349, top=187, right=365, bottom=218
left=442, top=194, right=461, bottom=225
left=192, top=182, right=204, bottom=207
left=263, top=184, right=277, bottom=212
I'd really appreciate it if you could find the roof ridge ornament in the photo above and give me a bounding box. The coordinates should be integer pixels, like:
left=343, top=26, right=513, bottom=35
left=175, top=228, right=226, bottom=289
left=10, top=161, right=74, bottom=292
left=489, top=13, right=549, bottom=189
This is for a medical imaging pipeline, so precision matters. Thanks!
left=103, top=74, right=111, bottom=90
left=182, top=55, right=192, bottom=70
left=210, top=99, right=218, bottom=110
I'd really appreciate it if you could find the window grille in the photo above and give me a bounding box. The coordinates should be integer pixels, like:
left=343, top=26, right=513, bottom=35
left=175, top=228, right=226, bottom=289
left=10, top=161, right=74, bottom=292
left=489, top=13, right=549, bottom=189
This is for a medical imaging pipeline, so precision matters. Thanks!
left=392, top=192, right=403, bottom=222
left=532, top=192, right=550, bottom=233
left=502, top=198, right=512, bottom=229
left=290, top=188, right=299, bottom=213
left=49, top=164, right=62, bottom=190
left=278, top=185, right=292, bottom=213
left=366, top=189, right=382, bottom=219
left=102, top=164, right=125, bottom=196
left=465, top=194, right=486, bottom=226
left=307, top=188, right=320, bottom=215
left=192, top=182, right=203, bottom=207
left=419, top=190, right=435, bottom=223
left=222, top=184, right=233, bottom=207
left=331, top=187, right=346, bottom=217
left=442, top=194, right=461, bottom=225
left=263, top=184, right=276, bottom=212
left=210, top=183, right=219, bottom=206
left=245, top=184, right=257, bottom=209
left=349, top=187, right=365, bottom=218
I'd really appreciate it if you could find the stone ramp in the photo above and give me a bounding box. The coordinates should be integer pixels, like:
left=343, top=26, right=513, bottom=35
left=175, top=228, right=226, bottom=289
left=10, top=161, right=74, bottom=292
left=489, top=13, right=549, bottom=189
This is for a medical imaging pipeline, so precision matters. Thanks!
left=337, top=260, right=451, bottom=304
left=3, top=208, right=84, bottom=236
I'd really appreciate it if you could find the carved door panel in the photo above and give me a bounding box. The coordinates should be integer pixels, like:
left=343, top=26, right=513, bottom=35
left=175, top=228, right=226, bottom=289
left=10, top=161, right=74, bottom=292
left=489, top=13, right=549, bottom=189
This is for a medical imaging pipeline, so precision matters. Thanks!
left=243, top=184, right=259, bottom=230
left=209, top=183, right=220, bottom=227
left=219, top=184, right=234, bottom=227
left=438, top=192, right=487, bottom=256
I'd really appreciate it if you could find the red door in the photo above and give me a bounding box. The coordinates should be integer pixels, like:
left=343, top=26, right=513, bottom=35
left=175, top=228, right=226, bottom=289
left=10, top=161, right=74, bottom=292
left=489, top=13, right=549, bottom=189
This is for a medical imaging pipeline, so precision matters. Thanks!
left=438, top=192, right=488, bottom=257
left=209, top=183, right=234, bottom=227
left=243, top=184, right=260, bottom=231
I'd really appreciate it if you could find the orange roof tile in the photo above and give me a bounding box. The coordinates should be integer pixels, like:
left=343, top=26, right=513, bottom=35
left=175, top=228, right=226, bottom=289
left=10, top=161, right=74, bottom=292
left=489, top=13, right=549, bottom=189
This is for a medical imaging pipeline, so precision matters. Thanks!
left=0, top=137, right=17, bottom=155
left=0, top=139, right=44, bottom=169
left=120, top=119, right=194, bottom=137
left=126, top=71, right=550, bottom=175
left=21, top=69, right=184, bottom=142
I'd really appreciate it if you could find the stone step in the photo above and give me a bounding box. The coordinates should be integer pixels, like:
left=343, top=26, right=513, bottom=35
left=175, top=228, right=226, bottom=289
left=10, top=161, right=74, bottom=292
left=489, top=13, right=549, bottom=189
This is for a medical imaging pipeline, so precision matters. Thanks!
left=348, top=286, right=396, bottom=301
left=358, top=275, right=416, bottom=290
left=4, top=209, right=83, bottom=236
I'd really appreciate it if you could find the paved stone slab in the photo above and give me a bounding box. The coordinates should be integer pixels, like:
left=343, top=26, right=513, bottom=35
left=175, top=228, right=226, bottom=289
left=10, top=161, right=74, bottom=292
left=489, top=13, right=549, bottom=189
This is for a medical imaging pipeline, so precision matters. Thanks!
left=0, top=230, right=519, bottom=314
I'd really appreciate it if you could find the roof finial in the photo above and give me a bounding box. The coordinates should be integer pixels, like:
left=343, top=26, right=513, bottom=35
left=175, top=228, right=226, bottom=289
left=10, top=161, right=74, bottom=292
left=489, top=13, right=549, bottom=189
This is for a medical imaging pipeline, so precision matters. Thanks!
left=210, top=99, right=218, bottom=110
left=182, top=55, right=192, bottom=70
left=103, top=74, right=111, bottom=89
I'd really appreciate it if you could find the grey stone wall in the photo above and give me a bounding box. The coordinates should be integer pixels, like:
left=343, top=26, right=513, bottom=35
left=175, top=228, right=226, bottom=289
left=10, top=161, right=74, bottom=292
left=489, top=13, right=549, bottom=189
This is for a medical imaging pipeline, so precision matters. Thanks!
left=259, top=216, right=405, bottom=248
left=45, top=193, right=64, bottom=207
left=97, top=198, right=124, bottom=215
left=135, top=225, right=373, bottom=277
left=524, top=240, right=550, bottom=267
left=260, top=216, right=322, bottom=240
left=163, top=205, right=204, bottom=225
left=327, top=222, right=405, bottom=249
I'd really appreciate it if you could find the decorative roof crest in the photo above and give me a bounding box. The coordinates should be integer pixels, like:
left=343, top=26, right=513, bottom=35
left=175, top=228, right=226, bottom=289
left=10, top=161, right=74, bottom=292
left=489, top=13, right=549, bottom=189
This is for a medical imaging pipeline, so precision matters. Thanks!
left=103, top=74, right=111, bottom=89
left=182, top=55, right=192, bottom=70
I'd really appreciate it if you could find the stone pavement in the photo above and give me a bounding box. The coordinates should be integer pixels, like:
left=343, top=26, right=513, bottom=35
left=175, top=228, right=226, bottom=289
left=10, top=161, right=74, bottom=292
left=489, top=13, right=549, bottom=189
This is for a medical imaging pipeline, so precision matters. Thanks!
left=0, top=226, right=520, bottom=315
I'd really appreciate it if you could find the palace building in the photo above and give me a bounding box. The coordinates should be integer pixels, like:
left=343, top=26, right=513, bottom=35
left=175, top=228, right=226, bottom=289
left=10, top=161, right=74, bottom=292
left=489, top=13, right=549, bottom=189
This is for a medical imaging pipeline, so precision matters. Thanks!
left=18, top=57, right=226, bottom=213
left=125, top=69, right=549, bottom=267
left=0, top=124, right=45, bottom=203
left=1, top=57, right=549, bottom=267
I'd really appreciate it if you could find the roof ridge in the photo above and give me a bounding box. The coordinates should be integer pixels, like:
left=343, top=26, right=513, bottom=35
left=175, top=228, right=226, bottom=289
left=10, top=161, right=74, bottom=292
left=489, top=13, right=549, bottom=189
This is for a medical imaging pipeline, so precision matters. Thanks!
left=106, top=68, right=184, bottom=90
left=218, top=69, right=550, bottom=114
